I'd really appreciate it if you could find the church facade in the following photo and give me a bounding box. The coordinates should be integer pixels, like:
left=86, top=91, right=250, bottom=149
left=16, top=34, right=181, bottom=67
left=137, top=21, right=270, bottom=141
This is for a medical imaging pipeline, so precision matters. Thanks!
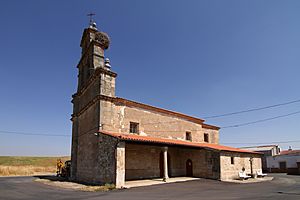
left=70, top=23, right=262, bottom=188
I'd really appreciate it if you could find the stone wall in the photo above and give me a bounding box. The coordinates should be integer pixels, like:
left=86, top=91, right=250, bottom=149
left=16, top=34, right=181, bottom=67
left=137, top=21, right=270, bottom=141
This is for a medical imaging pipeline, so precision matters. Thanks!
left=125, top=143, right=220, bottom=180
left=100, top=102, right=219, bottom=144
left=100, top=73, right=116, bottom=97
left=70, top=117, right=78, bottom=179
left=125, top=143, right=161, bottom=180
left=220, top=152, right=262, bottom=180
left=74, top=79, right=100, bottom=113
left=73, top=98, right=117, bottom=184
left=76, top=133, right=118, bottom=184
left=202, top=127, right=219, bottom=144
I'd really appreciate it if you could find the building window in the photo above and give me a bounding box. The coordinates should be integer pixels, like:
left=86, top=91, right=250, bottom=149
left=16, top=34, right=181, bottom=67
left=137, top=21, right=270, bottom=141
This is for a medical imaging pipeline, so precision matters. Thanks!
left=231, top=157, right=235, bottom=165
left=279, top=161, right=286, bottom=170
left=129, top=122, right=139, bottom=134
left=204, top=133, right=209, bottom=143
left=186, top=132, right=192, bottom=141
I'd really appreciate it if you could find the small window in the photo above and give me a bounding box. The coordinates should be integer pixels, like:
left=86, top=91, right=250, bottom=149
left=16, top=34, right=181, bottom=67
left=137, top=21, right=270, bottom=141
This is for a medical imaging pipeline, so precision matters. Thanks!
left=129, top=122, right=139, bottom=134
left=204, top=133, right=209, bottom=143
left=279, top=161, right=286, bottom=170
left=231, top=157, right=235, bottom=165
left=186, top=132, right=192, bottom=141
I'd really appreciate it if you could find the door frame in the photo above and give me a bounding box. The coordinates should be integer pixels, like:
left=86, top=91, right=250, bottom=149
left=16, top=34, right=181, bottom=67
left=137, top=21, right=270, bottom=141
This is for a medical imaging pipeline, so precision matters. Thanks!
left=186, top=159, right=193, bottom=177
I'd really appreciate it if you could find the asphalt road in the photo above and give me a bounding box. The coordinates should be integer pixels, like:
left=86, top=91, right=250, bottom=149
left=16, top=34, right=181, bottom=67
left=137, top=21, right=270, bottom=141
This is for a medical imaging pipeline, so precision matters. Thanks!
left=0, top=174, right=299, bottom=200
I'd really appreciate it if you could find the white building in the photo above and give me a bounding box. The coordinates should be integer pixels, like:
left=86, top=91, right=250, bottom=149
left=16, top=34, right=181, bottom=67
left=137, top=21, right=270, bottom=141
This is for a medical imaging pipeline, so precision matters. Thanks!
left=241, top=145, right=280, bottom=172
left=266, top=149, right=300, bottom=174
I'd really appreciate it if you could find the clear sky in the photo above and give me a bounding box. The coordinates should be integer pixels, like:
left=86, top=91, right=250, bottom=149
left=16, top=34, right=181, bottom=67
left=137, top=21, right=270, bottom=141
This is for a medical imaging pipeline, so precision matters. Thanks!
left=0, top=0, right=299, bottom=156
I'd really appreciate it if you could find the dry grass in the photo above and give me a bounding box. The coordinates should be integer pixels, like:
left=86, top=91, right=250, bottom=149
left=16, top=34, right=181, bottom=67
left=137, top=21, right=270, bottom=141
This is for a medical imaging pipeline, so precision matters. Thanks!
left=0, top=165, right=56, bottom=176
left=0, top=156, right=70, bottom=176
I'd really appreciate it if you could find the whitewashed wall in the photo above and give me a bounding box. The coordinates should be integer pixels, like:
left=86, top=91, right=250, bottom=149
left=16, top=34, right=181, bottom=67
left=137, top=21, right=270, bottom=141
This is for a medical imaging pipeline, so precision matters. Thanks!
left=266, top=153, right=300, bottom=168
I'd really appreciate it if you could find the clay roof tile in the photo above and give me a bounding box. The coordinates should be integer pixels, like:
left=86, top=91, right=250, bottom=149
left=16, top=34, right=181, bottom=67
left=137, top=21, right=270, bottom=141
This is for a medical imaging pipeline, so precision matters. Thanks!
left=99, top=130, right=261, bottom=155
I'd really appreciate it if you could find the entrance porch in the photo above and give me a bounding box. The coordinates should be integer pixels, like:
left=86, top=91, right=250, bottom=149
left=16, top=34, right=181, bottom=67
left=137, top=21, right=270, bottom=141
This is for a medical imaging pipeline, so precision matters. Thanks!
left=116, top=142, right=221, bottom=188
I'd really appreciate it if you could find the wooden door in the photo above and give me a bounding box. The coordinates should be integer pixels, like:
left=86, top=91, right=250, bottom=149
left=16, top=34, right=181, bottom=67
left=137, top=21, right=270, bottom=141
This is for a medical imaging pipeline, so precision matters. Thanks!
left=186, top=159, right=193, bottom=177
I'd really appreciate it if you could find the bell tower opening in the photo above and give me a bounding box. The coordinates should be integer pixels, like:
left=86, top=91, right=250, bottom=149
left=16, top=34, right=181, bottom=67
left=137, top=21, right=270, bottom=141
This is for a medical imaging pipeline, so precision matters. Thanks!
left=77, top=21, right=115, bottom=92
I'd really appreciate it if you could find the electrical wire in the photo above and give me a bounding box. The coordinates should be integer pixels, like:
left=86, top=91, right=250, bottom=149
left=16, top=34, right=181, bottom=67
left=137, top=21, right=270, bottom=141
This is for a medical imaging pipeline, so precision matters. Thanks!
left=222, top=140, right=300, bottom=145
left=0, top=126, right=100, bottom=138
left=203, top=99, right=300, bottom=119
left=142, top=110, right=300, bottom=131
left=124, top=98, right=300, bottom=126
left=221, top=110, right=300, bottom=129
left=1, top=108, right=300, bottom=137
left=0, top=130, right=70, bottom=137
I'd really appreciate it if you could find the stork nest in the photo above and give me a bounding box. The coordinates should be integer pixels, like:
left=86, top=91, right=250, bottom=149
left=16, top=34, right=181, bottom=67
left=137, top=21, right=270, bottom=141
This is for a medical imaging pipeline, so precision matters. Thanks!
left=95, top=32, right=110, bottom=49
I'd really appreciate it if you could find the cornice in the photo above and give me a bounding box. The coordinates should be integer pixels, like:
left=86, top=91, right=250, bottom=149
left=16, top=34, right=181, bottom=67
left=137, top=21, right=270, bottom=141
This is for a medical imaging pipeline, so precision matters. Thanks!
left=71, top=95, right=115, bottom=119
left=72, top=67, right=117, bottom=99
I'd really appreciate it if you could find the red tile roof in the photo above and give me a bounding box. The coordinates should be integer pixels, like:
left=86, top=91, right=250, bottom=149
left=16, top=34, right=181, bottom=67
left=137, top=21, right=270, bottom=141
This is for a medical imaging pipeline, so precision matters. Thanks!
left=280, top=150, right=300, bottom=155
left=99, top=130, right=260, bottom=154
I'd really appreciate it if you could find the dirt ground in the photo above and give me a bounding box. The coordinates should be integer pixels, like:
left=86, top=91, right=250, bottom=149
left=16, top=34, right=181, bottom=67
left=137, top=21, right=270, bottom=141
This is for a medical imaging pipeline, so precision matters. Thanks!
left=34, top=176, right=115, bottom=192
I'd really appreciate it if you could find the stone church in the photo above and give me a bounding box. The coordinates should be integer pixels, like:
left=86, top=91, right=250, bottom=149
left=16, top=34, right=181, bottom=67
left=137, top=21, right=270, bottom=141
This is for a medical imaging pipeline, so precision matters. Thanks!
left=70, top=22, right=262, bottom=188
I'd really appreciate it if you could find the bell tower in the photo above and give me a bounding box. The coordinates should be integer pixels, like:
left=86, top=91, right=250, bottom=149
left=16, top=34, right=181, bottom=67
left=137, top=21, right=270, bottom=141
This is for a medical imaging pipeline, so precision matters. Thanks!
left=70, top=21, right=118, bottom=181
left=77, top=22, right=114, bottom=91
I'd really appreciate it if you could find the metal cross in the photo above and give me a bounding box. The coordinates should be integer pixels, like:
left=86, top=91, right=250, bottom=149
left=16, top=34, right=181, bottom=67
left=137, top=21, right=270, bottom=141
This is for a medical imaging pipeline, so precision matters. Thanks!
left=87, top=12, right=96, bottom=25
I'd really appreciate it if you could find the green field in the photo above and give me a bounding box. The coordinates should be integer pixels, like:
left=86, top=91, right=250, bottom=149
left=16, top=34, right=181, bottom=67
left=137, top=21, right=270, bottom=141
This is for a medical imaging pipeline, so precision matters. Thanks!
left=0, top=156, right=70, bottom=176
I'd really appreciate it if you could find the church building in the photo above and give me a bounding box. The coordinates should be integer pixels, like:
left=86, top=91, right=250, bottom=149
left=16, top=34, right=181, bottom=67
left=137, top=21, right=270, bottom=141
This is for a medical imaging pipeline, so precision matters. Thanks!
left=70, top=22, right=262, bottom=188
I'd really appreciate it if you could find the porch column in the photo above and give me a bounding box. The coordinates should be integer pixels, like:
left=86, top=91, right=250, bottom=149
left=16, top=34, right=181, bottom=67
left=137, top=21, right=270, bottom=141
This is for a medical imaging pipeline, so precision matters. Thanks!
left=249, top=157, right=254, bottom=177
left=115, top=141, right=125, bottom=188
left=163, top=146, right=169, bottom=182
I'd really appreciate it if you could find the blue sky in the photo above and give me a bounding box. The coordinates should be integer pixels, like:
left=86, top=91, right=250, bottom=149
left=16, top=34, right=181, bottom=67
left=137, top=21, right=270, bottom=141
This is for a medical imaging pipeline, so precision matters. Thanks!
left=0, top=0, right=299, bottom=156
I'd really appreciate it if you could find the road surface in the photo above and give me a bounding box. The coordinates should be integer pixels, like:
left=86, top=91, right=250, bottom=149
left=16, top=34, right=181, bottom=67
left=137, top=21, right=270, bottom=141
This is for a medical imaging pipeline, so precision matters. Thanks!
left=0, top=174, right=299, bottom=200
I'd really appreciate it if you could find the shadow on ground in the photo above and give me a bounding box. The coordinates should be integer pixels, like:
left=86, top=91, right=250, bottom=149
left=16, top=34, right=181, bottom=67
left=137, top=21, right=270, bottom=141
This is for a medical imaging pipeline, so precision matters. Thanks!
left=34, top=175, right=68, bottom=182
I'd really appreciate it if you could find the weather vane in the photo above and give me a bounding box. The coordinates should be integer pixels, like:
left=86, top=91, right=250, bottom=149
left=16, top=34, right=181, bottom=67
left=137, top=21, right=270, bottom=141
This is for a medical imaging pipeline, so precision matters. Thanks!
left=87, top=12, right=96, bottom=26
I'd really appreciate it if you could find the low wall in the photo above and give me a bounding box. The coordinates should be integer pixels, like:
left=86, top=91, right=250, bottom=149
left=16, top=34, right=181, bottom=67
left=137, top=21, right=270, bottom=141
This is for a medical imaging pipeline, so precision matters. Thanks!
left=287, top=167, right=300, bottom=175
left=220, top=152, right=262, bottom=180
